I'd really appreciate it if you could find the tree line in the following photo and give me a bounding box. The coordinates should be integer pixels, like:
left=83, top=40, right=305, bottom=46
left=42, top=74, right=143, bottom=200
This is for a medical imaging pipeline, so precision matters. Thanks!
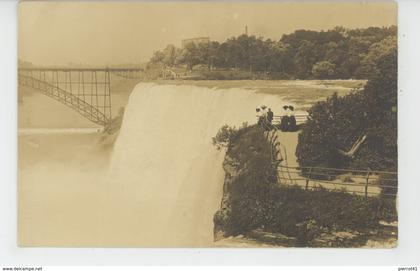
left=296, top=46, right=397, bottom=174
left=148, top=26, right=396, bottom=79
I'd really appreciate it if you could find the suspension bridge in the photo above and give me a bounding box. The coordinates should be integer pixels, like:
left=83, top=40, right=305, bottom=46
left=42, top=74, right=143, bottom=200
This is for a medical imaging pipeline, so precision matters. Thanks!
left=18, top=67, right=146, bottom=126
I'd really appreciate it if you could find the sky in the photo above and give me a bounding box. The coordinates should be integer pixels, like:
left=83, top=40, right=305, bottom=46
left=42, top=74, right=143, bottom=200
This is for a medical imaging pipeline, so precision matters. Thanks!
left=18, top=1, right=397, bottom=67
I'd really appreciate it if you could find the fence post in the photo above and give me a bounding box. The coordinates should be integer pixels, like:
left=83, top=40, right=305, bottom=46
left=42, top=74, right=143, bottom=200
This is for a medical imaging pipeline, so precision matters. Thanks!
left=365, top=170, right=371, bottom=199
left=271, top=143, right=275, bottom=158
left=306, top=167, right=312, bottom=190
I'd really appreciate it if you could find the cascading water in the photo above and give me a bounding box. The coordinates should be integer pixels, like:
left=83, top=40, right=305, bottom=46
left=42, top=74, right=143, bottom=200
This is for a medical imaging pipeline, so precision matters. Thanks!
left=107, top=82, right=291, bottom=246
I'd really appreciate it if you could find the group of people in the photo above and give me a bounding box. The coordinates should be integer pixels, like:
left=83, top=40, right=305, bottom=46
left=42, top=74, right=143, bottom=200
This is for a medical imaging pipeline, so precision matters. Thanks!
left=255, top=104, right=297, bottom=132
left=279, top=105, right=297, bottom=132
left=256, top=105, right=274, bottom=130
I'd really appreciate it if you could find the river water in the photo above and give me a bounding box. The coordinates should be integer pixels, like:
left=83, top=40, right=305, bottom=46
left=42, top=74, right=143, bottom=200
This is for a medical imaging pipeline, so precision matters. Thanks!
left=18, top=80, right=357, bottom=247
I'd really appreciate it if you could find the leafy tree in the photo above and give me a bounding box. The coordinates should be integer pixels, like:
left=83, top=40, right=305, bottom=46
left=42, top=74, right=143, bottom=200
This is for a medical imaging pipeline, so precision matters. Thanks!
left=212, top=124, right=238, bottom=150
left=150, top=50, right=165, bottom=64
left=355, top=36, right=397, bottom=79
left=312, top=61, right=337, bottom=79
left=207, top=41, right=220, bottom=70
left=162, top=44, right=177, bottom=67
left=148, top=26, right=396, bottom=79
left=214, top=125, right=397, bottom=244
left=294, top=40, right=318, bottom=78
left=180, top=42, right=200, bottom=71
left=296, top=48, right=397, bottom=171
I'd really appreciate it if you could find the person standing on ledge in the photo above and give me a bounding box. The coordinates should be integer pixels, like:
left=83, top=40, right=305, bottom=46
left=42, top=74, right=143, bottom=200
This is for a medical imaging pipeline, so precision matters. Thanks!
left=280, top=105, right=290, bottom=131
left=260, top=105, right=267, bottom=118
left=267, top=108, right=274, bottom=129
left=260, top=105, right=268, bottom=129
left=256, top=107, right=263, bottom=126
left=288, top=105, right=297, bottom=131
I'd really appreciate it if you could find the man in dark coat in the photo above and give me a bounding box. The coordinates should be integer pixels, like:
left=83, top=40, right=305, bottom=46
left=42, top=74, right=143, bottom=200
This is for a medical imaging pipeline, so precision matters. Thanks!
left=267, top=108, right=274, bottom=123
left=267, top=108, right=274, bottom=130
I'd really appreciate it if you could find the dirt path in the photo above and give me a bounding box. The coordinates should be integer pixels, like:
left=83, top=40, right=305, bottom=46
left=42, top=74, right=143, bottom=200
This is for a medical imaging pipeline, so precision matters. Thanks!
left=273, top=130, right=381, bottom=196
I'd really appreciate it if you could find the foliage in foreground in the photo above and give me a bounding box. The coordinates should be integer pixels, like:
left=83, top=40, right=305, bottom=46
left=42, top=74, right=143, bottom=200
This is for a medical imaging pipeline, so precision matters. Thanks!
left=296, top=49, right=397, bottom=173
left=213, top=125, right=397, bottom=245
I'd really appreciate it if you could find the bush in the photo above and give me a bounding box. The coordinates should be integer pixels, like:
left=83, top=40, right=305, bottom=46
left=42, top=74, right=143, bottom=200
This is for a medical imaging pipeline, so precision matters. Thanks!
left=227, top=181, right=396, bottom=239
left=212, top=122, right=249, bottom=150
left=312, top=61, right=337, bottom=79
left=212, top=125, right=238, bottom=150
left=296, top=92, right=366, bottom=170
left=296, top=49, right=397, bottom=172
left=214, top=125, right=397, bottom=245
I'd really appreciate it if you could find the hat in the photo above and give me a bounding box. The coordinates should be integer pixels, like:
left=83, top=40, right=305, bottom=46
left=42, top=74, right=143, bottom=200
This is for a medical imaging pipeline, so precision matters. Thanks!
left=261, top=105, right=267, bottom=109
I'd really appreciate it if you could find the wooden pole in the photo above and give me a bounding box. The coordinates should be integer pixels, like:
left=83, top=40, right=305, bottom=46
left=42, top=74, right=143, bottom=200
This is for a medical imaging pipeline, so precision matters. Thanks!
left=365, top=170, right=371, bottom=199
left=306, top=167, right=312, bottom=190
left=107, top=70, right=112, bottom=120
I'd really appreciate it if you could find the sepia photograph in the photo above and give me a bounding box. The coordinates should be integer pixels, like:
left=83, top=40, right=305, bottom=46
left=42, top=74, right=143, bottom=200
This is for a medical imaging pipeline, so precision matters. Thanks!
left=18, top=1, right=398, bottom=248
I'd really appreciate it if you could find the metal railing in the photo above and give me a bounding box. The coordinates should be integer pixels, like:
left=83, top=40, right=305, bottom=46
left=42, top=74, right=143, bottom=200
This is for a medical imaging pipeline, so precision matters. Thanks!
left=259, top=118, right=397, bottom=198
left=272, top=114, right=309, bottom=125
left=277, top=165, right=397, bottom=198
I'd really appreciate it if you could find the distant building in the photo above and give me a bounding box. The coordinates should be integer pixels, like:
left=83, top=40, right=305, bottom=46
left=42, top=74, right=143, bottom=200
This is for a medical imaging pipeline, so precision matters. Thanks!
left=181, top=37, right=210, bottom=48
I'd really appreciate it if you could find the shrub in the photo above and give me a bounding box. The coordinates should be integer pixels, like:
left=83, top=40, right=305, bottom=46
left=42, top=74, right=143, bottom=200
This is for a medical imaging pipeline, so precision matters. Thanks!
left=312, top=61, right=337, bottom=79
left=214, top=125, right=397, bottom=245
left=212, top=122, right=249, bottom=150
left=296, top=49, right=397, bottom=172
left=296, top=92, right=366, bottom=170
left=212, top=125, right=238, bottom=150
